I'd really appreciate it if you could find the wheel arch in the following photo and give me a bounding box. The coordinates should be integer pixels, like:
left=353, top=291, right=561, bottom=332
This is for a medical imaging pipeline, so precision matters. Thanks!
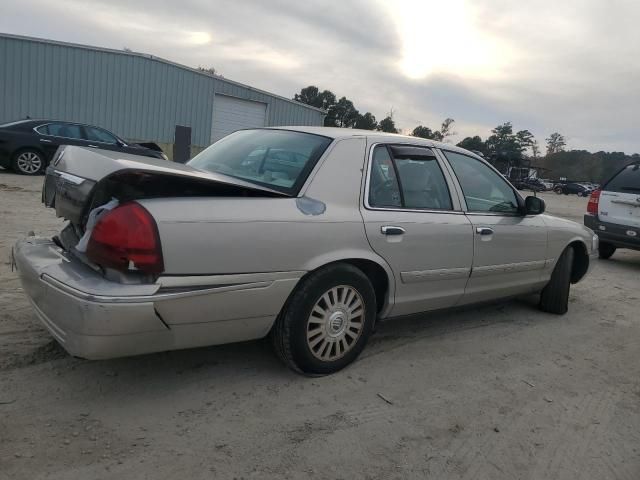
left=300, top=252, right=395, bottom=317
left=568, top=240, right=589, bottom=283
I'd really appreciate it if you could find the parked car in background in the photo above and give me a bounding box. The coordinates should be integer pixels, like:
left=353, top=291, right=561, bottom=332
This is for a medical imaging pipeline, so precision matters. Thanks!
left=584, top=162, right=640, bottom=259
left=513, top=177, right=547, bottom=192
left=538, top=179, right=555, bottom=190
left=554, top=182, right=592, bottom=196
left=14, top=127, right=598, bottom=374
left=0, top=119, right=167, bottom=175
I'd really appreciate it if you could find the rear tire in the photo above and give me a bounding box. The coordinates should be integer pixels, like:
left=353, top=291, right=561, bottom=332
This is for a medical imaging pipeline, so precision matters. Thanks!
left=554, top=187, right=562, bottom=194
left=598, top=242, right=616, bottom=259
left=11, top=149, right=45, bottom=175
left=539, top=247, right=574, bottom=315
left=271, top=263, right=376, bottom=375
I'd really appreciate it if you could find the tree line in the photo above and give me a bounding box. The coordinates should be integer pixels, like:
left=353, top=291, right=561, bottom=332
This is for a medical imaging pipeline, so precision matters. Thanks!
left=293, top=85, right=638, bottom=182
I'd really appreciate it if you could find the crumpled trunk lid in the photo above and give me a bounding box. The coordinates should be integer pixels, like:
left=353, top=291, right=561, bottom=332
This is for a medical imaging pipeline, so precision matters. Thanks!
left=42, top=145, right=288, bottom=232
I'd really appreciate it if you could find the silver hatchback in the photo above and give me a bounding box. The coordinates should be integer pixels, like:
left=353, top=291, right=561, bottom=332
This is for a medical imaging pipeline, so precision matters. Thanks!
left=14, top=127, right=598, bottom=374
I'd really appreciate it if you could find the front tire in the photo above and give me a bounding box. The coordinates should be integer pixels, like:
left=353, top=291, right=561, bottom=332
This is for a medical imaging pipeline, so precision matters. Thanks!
left=598, top=242, right=616, bottom=259
left=12, top=149, right=45, bottom=175
left=539, top=247, right=574, bottom=314
left=271, top=263, right=376, bottom=375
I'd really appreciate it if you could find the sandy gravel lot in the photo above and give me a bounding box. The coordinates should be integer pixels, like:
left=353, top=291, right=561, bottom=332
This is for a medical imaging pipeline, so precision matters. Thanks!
left=0, top=170, right=638, bottom=480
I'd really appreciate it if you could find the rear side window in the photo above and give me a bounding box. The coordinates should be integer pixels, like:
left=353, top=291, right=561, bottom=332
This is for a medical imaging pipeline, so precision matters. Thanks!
left=46, top=123, right=84, bottom=140
left=368, top=146, right=402, bottom=207
left=604, top=163, right=640, bottom=193
left=368, top=145, right=452, bottom=210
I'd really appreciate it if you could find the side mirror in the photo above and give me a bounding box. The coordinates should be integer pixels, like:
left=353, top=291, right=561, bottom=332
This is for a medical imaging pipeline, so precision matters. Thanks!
left=524, top=196, right=545, bottom=215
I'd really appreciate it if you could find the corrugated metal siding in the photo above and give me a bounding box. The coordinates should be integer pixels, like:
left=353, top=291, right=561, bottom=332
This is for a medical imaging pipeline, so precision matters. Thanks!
left=0, top=35, right=215, bottom=146
left=0, top=34, right=325, bottom=147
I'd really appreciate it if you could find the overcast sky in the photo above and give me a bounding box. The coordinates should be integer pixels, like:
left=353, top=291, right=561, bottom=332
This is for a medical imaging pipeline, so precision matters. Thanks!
left=3, top=0, right=639, bottom=154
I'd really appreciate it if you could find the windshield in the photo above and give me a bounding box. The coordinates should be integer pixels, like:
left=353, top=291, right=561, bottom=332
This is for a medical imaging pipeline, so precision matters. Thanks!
left=188, top=129, right=333, bottom=195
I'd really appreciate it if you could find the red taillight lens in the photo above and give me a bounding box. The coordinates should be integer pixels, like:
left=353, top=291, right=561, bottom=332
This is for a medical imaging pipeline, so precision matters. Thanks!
left=87, top=202, right=164, bottom=275
left=587, top=189, right=601, bottom=215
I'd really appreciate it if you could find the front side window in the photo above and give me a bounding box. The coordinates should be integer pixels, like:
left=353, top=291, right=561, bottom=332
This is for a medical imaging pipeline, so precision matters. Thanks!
left=368, top=145, right=452, bottom=210
left=85, top=126, right=118, bottom=144
left=444, top=150, right=519, bottom=214
left=188, top=129, right=332, bottom=195
left=46, top=123, right=84, bottom=140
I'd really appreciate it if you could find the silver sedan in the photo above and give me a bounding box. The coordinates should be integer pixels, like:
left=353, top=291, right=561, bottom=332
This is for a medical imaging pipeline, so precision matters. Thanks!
left=14, top=127, right=599, bottom=374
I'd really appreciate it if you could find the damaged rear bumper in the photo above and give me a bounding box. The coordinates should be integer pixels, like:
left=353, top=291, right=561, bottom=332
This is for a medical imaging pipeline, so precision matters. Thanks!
left=14, top=236, right=302, bottom=359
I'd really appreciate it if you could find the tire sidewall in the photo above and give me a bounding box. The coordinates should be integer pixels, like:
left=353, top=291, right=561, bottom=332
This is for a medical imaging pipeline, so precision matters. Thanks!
left=12, top=149, right=45, bottom=175
left=287, top=266, right=376, bottom=375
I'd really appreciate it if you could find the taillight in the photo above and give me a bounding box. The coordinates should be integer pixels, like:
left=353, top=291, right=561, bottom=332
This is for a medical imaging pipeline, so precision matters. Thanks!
left=587, top=189, right=601, bottom=215
left=87, top=202, right=164, bottom=275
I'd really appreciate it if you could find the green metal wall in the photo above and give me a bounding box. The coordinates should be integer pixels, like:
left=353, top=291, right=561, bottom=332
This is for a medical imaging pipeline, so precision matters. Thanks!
left=0, top=33, right=325, bottom=147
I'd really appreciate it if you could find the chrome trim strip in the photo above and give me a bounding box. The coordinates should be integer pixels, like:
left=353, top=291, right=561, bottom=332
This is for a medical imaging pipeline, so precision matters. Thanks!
left=41, top=274, right=274, bottom=304
left=401, top=267, right=471, bottom=283
left=472, top=260, right=546, bottom=277
left=53, top=170, right=85, bottom=185
left=157, top=271, right=305, bottom=288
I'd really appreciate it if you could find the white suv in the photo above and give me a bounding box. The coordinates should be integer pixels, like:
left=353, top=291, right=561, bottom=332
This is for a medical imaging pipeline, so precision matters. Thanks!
left=584, top=162, right=640, bottom=258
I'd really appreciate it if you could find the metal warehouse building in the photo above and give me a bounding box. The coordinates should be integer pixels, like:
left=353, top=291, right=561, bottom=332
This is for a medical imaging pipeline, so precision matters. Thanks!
left=0, top=33, right=325, bottom=160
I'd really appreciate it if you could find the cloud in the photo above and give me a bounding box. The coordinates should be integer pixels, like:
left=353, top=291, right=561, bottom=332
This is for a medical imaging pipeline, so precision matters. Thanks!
left=1, top=0, right=638, bottom=153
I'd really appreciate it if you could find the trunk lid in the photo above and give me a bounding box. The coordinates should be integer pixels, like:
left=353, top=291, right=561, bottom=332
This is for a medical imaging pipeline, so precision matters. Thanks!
left=43, top=145, right=288, bottom=229
left=598, top=163, right=640, bottom=228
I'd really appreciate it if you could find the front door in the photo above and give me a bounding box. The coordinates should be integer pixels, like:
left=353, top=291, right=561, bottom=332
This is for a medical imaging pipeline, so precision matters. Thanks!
left=439, top=150, right=548, bottom=304
left=360, top=143, right=473, bottom=317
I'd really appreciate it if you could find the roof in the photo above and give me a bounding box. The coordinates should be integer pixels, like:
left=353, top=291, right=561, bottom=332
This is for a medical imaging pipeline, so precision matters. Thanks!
left=272, top=126, right=477, bottom=157
left=0, top=32, right=327, bottom=115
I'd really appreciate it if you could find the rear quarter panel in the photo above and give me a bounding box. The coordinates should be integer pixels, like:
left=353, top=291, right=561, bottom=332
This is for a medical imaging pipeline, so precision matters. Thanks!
left=139, top=137, right=392, bottom=277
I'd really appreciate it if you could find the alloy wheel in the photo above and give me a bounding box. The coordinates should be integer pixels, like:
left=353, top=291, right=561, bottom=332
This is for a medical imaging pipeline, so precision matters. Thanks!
left=16, top=151, right=43, bottom=174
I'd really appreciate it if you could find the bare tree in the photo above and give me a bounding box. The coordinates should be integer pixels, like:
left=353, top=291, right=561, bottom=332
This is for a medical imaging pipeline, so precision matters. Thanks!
left=546, top=132, right=567, bottom=155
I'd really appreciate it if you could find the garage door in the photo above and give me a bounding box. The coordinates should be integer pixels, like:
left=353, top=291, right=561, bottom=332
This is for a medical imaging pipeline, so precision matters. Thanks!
left=211, top=94, right=267, bottom=143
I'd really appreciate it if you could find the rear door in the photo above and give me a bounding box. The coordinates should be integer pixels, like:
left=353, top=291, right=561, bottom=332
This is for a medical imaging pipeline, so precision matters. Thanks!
left=439, top=150, right=548, bottom=304
left=360, top=143, right=473, bottom=316
left=599, top=163, right=640, bottom=228
left=34, top=122, right=84, bottom=160
left=37, top=123, right=88, bottom=159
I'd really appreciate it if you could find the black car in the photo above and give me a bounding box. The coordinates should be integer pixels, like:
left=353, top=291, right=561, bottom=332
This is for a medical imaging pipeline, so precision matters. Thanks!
left=513, top=177, right=547, bottom=192
left=554, top=182, right=592, bottom=196
left=0, top=119, right=167, bottom=175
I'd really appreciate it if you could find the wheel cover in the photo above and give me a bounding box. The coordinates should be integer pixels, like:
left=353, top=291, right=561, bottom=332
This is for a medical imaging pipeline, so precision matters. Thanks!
left=306, top=285, right=365, bottom=361
left=17, top=152, right=42, bottom=173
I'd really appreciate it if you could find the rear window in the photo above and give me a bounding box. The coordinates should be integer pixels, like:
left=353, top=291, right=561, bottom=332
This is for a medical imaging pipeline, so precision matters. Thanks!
left=188, top=129, right=332, bottom=195
left=604, top=163, right=640, bottom=193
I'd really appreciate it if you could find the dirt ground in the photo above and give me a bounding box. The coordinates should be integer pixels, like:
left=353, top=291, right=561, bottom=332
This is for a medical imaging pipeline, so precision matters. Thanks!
left=1, top=169, right=638, bottom=480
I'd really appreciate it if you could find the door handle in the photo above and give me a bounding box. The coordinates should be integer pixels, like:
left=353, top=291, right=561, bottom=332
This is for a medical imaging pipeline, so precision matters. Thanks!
left=87, top=144, right=99, bottom=148
left=475, top=227, right=494, bottom=236
left=39, top=138, right=52, bottom=143
left=381, top=226, right=406, bottom=236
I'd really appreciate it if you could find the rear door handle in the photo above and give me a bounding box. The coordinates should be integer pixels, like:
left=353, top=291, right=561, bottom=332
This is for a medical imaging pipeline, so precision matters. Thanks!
left=87, top=144, right=99, bottom=148
left=475, top=227, right=494, bottom=236
left=39, top=138, right=52, bottom=143
left=381, top=226, right=406, bottom=236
